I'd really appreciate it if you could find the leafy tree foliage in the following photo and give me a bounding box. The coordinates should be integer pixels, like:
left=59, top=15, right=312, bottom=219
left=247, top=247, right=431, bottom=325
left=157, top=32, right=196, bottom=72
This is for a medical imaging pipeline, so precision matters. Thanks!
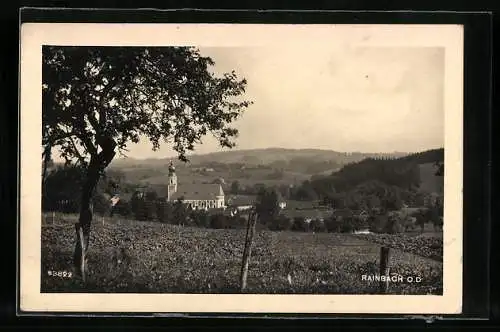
left=230, top=180, right=240, bottom=194
left=42, top=164, right=128, bottom=214
left=292, top=180, right=318, bottom=201
left=42, top=165, right=84, bottom=212
left=172, top=198, right=189, bottom=226
left=268, top=215, right=294, bottom=231
left=310, top=219, right=327, bottom=232
left=42, top=46, right=252, bottom=280
left=189, top=209, right=211, bottom=228
left=255, top=187, right=281, bottom=225
left=292, top=217, right=310, bottom=232
left=291, top=149, right=444, bottom=212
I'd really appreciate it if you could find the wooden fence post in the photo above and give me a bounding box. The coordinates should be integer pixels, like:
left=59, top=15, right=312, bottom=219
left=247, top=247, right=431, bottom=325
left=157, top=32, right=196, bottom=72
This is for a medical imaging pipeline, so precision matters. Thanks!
left=240, top=210, right=258, bottom=292
left=379, top=246, right=391, bottom=294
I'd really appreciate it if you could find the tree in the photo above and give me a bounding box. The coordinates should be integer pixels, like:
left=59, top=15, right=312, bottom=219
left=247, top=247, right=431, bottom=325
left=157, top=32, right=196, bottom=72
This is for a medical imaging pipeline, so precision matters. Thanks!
left=277, top=184, right=292, bottom=200
left=156, top=201, right=174, bottom=223
left=230, top=180, right=240, bottom=194
left=292, top=217, right=310, bottom=232
left=383, top=213, right=404, bottom=234
left=293, top=180, right=318, bottom=201
left=269, top=215, right=293, bottom=231
left=324, top=216, right=339, bottom=233
left=42, top=164, right=84, bottom=212
left=42, top=46, right=252, bottom=280
left=255, top=187, right=281, bottom=225
left=130, top=190, right=147, bottom=221
left=434, top=161, right=444, bottom=176
left=380, top=186, right=403, bottom=211
left=172, top=198, right=188, bottom=226
left=190, top=209, right=211, bottom=228
left=310, top=219, right=327, bottom=233
left=210, top=213, right=227, bottom=229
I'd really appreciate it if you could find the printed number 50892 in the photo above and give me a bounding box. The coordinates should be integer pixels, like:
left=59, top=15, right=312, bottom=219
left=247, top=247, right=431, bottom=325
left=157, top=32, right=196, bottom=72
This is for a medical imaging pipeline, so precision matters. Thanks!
left=47, top=270, right=73, bottom=278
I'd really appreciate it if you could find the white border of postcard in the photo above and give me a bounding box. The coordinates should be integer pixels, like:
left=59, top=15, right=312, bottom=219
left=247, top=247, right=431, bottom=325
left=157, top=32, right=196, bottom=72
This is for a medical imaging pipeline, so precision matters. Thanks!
left=19, top=23, right=463, bottom=314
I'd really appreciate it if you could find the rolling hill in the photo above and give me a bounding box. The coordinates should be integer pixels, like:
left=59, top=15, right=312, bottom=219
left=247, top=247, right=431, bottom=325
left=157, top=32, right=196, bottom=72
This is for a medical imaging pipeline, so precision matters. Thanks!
left=111, top=148, right=408, bottom=167
left=108, top=148, right=409, bottom=187
left=297, top=148, right=444, bottom=201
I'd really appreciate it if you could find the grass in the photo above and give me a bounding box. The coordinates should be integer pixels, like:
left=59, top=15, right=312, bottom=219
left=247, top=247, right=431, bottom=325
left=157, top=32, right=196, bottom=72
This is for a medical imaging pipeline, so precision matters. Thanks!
left=41, top=213, right=443, bottom=295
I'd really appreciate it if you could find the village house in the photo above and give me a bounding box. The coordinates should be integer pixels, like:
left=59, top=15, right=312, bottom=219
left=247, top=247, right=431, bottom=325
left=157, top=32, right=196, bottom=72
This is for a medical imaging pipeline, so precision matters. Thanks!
left=226, top=194, right=287, bottom=212
left=226, top=195, right=257, bottom=212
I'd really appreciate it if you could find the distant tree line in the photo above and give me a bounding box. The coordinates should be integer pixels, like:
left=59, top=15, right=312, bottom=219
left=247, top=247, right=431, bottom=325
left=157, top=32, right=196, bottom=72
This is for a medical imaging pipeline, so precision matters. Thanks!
left=42, top=164, right=136, bottom=214
left=288, top=149, right=444, bottom=210
left=43, top=156, right=443, bottom=235
left=143, top=185, right=441, bottom=234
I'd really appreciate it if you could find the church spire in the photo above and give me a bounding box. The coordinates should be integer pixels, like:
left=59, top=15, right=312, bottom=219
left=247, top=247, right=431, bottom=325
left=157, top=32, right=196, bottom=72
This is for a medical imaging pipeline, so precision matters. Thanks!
left=167, top=160, right=177, bottom=201
left=168, top=160, right=176, bottom=174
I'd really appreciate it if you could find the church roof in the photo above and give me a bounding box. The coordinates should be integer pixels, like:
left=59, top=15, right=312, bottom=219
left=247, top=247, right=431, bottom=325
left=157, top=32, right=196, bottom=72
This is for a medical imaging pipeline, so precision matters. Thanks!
left=170, top=184, right=224, bottom=201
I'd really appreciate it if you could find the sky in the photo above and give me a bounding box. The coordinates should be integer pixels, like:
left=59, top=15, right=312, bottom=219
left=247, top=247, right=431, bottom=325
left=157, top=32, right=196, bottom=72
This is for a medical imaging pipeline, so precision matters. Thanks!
left=54, top=45, right=446, bottom=160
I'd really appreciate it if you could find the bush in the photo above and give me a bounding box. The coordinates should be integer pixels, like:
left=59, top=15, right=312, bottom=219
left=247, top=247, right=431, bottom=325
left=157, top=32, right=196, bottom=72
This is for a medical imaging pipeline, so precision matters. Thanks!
left=92, top=195, right=111, bottom=216
left=340, top=218, right=355, bottom=233
left=132, top=200, right=148, bottom=221
left=354, top=216, right=369, bottom=231
left=228, top=216, right=248, bottom=229
left=213, top=214, right=248, bottom=230
left=292, top=217, right=310, bottom=232
left=210, top=214, right=228, bottom=229
left=112, top=200, right=132, bottom=217
left=310, top=219, right=327, bottom=233
left=172, top=201, right=188, bottom=225
left=382, top=214, right=404, bottom=234
left=429, top=205, right=443, bottom=230
left=190, top=210, right=211, bottom=228
left=324, top=216, right=356, bottom=233
left=369, top=214, right=387, bottom=234
left=269, top=216, right=293, bottom=231
left=402, top=215, right=419, bottom=232
left=143, top=200, right=157, bottom=221
left=325, top=217, right=343, bottom=233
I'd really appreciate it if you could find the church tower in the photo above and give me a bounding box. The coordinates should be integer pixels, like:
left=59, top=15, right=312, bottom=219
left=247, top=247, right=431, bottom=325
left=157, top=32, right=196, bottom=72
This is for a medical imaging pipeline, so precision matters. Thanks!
left=167, top=160, right=177, bottom=201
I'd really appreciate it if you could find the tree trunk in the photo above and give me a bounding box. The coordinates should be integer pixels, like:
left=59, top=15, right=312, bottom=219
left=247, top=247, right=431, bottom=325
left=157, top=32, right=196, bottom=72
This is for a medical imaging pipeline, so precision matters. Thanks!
left=73, top=163, right=100, bottom=282
left=73, top=139, right=116, bottom=282
left=42, top=144, right=51, bottom=183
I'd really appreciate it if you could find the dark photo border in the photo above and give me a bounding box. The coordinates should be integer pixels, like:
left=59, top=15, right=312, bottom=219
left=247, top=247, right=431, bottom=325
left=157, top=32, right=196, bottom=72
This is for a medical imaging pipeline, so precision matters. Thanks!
left=14, top=8, right=492, bottom=324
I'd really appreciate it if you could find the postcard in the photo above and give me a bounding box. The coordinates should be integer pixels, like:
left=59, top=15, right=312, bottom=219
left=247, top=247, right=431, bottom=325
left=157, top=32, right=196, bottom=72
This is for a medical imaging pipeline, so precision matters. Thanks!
left=19, top=22, right=463, bottom=314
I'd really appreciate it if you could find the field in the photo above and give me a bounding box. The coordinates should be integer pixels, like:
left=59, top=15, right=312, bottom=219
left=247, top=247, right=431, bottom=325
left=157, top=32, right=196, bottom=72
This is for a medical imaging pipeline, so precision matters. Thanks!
left=111, top=163, right=314, bottom=188
left=41, top=213, right=443, bottom=295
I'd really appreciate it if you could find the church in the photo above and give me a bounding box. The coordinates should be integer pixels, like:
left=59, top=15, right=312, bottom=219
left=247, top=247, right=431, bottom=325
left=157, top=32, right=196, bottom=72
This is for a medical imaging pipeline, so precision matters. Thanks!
left=165, top=161, right=226, bottom=210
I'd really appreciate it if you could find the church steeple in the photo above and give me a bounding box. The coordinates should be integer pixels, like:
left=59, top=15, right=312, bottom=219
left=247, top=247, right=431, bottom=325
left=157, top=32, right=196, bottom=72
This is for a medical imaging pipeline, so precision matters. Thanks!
left=167, top=160, right=177, bottom=201
left=168, top=160, right=175, bottom=174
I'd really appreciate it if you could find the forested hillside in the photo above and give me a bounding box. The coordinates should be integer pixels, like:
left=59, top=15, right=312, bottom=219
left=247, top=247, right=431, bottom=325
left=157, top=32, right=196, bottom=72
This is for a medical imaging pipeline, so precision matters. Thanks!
left=290, top=148, right=444, bottom=210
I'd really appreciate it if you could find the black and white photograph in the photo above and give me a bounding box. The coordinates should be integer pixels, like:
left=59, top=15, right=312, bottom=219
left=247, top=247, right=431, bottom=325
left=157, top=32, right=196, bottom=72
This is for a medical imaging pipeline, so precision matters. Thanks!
left=20, top=23, right=463, bottom=314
